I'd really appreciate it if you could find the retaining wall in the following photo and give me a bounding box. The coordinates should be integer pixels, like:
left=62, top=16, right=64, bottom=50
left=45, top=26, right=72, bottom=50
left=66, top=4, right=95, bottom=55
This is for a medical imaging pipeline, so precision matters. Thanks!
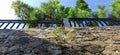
left=0, top=26, right=120, bottom=55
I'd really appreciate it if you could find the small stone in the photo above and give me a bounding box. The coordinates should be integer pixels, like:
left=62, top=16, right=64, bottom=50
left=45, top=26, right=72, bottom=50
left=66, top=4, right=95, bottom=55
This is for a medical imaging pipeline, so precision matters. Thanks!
left=103, top=44, right=120, bottom=55
left=106, top=27, right=111, bottom=30
left=23, top=53, right=32, bottom=55
left=76, top=35, right=82, bottom=38
left=92, top=33, right=99, bottom=37
left=4, top=36, right=16, bottom=44
left=8, top=45, right=20, bottom=52
left=82, top=37, right=97, bottom=41
left=113, top=35, right=120, bottom=41
left=15, top=37, right=30, bottom=45
left=45, top=28, right=54, bottom=32
left=32, top=46, right=47, bottom=55
left=7, top=50, right=24, bottom=55
left=113, top=41, right=120, bottom=44
left=104, top=39, right=114, bottom=44
left=83, top=37, right=90, bottom=41
left=115, top=51, right=120, bottom=54
left=0, top=47, right=8, bottom=53
left=0, top=33, right=8, bottom=39
left=26, top=41, right=42, bottom=48
left=83, top=45, right=104, bottom=54
left=48, top=45, right=62, bottom=55
left=0, top=39, right=5, bottom=43
left=89, top=27, right=95, bottom=30
left=7, top=36, right=16, bottom=40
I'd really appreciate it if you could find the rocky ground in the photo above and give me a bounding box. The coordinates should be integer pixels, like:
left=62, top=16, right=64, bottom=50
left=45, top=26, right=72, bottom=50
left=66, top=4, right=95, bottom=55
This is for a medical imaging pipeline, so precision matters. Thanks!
left=0, top=26, right=120, bottom=55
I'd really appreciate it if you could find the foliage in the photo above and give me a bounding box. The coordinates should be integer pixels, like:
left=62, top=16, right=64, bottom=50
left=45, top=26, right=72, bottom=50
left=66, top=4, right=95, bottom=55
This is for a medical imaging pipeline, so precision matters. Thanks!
left=13, top=0, right=120, bottom=19
left=12, top=0, right=119, bottom=28
left=85, top=51, right=91, bottom=55
left=11, top=0, right=98, bottom=20
left=39, top=0, right=66, bottom=20
left=67, top=0, right=91, bottom=18
left=67, top=7, right=90, bottom=18
left=67, top=7, right=76, bottom=18
left=11, top=0, right=34, bottom=20
left=109, top=0, right=120, bottom=18
left=76, top=8, right=91, bottom=18
left=96, top=5, right=107, bottom=18
left=91, top=5, right=107, bottom=18
left=51, top=26, right=63, bottom=38
left=63, top=7, right=70, bottom=18
left=90, top=5, right=107, bottom=26
left=11, top=0, right=40, bottom=27
left=11, top=0, right=102, bottom=27
left=51, top=26, right=75, bottom=39
left=12, top=0, right=67, bottom=20
left=76, top=0, right=90, bottom=11
left=76, top=0, right=91, bottom=18
left=66, top=29, right=75, bottom=39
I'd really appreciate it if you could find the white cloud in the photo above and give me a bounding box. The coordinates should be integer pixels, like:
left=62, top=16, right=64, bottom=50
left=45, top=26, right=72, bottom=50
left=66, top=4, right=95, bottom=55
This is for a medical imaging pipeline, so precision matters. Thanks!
left=0, top=0, right=17, bottom=20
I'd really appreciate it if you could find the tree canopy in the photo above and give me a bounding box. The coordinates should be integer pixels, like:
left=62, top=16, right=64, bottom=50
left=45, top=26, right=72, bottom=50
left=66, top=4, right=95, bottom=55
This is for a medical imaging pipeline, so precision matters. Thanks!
left=76, top=0, right=90, bottom=11
left=11, top=0, right=120, bottom=20
left=67, top=0, right=91, bottom=18
left=92, top=5, right=107, bottom=18
left=11, top=0, right=34, bottom=20
left=109, top=0, right=120, bottom=18
left=39, top=0, right=66, bottom=20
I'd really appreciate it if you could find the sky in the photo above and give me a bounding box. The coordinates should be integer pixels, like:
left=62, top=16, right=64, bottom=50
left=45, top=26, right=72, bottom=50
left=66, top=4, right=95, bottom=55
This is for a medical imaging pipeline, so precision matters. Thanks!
left=0, top=0, right=113, bottom=20
left=0, top=0, right=17, bottom=20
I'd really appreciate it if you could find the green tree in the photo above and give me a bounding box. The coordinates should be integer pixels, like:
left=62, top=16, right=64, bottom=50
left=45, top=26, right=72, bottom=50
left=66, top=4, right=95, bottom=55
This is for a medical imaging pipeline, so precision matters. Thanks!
left=92, top=5, right=107, bottom=18
left=109, top=0, right=120, bottom=18
left=39, top=0, right=66, bottom=20
left=11, top=0, right=39, bottom=27
left=67, top=0, right=91, bottom=18
left=67, top=7, right=76, bottom=18
left=11, top=0, right=35, bottom=20
left=76, top=0, right=91, bottom=17
left=63, top=7, right=70, bottom=18
left=76, top=0, right=90, bottom=11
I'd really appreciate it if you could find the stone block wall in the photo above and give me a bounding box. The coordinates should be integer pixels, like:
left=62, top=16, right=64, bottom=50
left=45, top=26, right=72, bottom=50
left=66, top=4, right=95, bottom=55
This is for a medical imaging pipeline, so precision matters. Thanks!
left=0, top=26, right=120, bottom=55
